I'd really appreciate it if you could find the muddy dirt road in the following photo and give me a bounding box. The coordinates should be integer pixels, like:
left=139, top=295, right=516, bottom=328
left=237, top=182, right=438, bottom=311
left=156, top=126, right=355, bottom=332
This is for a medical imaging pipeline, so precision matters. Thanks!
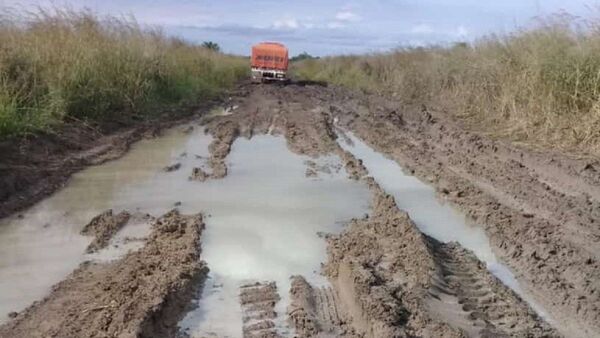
left=0, top=82, right=598, bottom=337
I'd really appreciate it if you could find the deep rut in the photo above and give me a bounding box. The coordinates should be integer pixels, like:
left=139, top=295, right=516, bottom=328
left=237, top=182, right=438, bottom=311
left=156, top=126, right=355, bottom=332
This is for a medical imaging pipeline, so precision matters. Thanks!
left=427, top=240, right=550, bottom=337
left=0, top=82, right=586, bottom=337
left=203, top=83, right=559, bottom=337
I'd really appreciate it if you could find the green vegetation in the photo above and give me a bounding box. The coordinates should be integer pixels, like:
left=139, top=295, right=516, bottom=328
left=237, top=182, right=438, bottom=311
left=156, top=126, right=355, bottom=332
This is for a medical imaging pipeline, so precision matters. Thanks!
left=202, top=41, right=221, bottom=52
left=0, top=9, right=248, bottom=139
left=290, top=52, right=319, bottom=62
left=293, top=16, right=600, bottom=157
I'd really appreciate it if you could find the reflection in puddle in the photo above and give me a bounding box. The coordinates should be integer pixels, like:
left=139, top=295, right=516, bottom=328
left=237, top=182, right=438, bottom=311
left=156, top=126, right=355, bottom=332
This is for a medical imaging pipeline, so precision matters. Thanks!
left=0, top=125, right=370, bottom=335
left=178, top=136, right=370, bottom=337
left=338, top=131, right=550, bottom=320
left=0, top=126, right=190, bottom=321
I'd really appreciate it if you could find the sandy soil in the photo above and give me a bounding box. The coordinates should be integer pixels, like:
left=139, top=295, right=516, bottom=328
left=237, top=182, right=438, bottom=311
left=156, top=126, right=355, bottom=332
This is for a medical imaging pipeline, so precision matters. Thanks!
left=0, top=209, right=207, bottom=338
left=0, top=81, right=597, bottom=337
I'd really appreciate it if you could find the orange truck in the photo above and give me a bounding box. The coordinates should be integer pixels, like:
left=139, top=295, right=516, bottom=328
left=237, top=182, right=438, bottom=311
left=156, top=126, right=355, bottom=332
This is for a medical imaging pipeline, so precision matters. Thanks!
left=251, top=42, right=289, bottom=82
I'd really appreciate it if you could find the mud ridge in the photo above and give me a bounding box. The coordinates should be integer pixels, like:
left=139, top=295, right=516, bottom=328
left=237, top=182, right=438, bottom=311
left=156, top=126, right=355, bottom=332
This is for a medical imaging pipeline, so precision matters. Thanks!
left=0, top=209, right=208, bottom=338
left=337, top=144, right=555, bottom=336
left=217, top=82, right=597, bottom=337
left=324, top=179, right=557, bottom=337
left=324, top=182, right=466, bottom=338
left=288, top=276, right=356, bottom=338
left=195, top=83, right=560, bottom=337
left=331, top=88, right=600, bottom=337
left=80, top=209, right=131, bottom=253
left=239, top=281, right=282, bottom=338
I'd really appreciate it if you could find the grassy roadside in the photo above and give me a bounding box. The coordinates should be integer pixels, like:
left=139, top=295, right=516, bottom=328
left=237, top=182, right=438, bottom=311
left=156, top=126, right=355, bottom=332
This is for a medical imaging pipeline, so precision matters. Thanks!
left=292, top=15, right=600, bottom=158
left=0, top=8, right=248, bottom=139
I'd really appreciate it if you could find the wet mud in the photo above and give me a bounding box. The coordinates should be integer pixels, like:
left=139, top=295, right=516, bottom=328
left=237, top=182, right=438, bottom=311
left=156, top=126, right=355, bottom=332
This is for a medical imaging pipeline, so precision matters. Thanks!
left=330, top=87, right=600, bottom=337
left=240, top=282, right=281, bottom=338
left=0, top=210, right=207, bottom=338
left=0, top=82, right=597, bottom=337
left=80, top=209, right=131, bottom=253
left=194, top=83, right=561, bottom=337
left=0, top=98, right=224, bottom=220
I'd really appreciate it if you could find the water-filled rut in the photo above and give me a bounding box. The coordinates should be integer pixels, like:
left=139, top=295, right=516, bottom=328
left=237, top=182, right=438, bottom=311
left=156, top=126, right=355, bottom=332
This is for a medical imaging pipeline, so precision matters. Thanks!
left=177, top=134, right=370, bottom=337
left=0, top=82, right=569, bottom=337
left=338, top=131, right=549, bottom=318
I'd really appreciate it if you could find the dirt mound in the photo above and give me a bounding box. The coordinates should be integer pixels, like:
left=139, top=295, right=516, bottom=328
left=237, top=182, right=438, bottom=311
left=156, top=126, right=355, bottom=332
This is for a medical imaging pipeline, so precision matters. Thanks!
left=201, top=84, right=341, bottom=163
left=0, top=209, right=208, bottom=338
left=80, top=209, right=131, bottom=253
left=206, top=120, right=239, bottom=179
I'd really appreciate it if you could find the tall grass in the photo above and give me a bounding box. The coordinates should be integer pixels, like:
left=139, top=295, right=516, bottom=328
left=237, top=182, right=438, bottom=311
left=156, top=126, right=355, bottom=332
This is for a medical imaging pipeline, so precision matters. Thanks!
left=293, top=15, right=600, bottom=157
left=0, top=8, right=248, bottom=138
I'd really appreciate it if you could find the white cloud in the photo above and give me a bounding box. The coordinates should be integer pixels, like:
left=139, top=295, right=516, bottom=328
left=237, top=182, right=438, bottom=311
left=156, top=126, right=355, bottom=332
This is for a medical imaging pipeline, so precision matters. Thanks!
left=456, top=25, right=469, bottom=38
left=272, top=18, right=300, bottom=29
left=411, top=24, right=434, bottom=34
left=335, top=10, right=360, bottom=22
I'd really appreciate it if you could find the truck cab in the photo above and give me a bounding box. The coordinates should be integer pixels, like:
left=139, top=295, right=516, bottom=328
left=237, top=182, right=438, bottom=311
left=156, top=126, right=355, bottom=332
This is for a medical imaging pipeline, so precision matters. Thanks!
left=251, top=42, right=289, bottom=82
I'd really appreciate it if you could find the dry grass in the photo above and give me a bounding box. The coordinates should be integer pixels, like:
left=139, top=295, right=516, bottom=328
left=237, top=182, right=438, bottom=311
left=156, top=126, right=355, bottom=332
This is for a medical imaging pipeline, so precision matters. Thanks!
left=0, top=8, right=248, bottom=139
left=293, top=15, right=600, bottom=157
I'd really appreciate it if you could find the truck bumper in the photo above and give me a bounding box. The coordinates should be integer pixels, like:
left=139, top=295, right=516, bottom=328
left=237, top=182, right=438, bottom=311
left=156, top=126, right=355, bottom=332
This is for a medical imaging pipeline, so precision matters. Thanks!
left=251, top=68, right=287, bottom=82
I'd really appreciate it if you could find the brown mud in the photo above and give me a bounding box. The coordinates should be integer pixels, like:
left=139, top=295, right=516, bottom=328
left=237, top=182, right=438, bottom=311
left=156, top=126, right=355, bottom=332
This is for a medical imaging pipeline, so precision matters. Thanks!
left=323, top=175, right=556, bottom=337
left=287, top=276, right=352, bottom=338
left=332, top=88, right=600, bottom=337
left=80, top=209, right=131, bottom=253
left=198, top=83, right=563, bottom=337
left=0, top=209, right=207, bottom=338
left=0, top=82, right=597, bottom=337
left=240, top=282, right=282, bottom=338
left=0, top=98, right=226, bottom=220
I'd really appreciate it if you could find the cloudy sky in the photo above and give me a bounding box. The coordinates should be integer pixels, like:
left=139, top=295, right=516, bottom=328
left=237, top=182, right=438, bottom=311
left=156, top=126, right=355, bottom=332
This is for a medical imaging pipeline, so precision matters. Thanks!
left=1, top=0, right=595, bottom=56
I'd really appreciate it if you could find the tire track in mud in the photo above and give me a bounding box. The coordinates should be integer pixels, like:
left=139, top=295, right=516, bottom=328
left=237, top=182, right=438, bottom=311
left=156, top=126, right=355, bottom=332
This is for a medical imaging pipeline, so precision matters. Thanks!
left=2, top=82, right=586, bottom=337
left=199, top=83, right=559, bottom=337
left=427, top=241, right=551, bottom=337
left=332, top=90, right=600, bottom=337
left=288, top=276, right=349, bottom=338
left=239, top=282, right=282, bottom=338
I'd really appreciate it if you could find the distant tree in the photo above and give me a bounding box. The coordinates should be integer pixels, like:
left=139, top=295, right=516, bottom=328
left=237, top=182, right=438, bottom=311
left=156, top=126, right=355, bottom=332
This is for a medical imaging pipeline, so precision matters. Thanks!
left=290, top=52, right=319, bottom=62
left=202, top=41, right=221, bottom=52
left=452, top=42, right=469, bottom=49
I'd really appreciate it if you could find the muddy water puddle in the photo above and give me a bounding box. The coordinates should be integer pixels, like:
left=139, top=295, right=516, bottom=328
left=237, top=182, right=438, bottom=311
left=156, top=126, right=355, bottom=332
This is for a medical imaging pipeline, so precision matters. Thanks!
left=0, top=126, right=192, bottom=321
left=178, top=135, right=370, bottom=337
left=338, top=131, right=551, bottom=320
left=0, top=125, right=370, bottom=333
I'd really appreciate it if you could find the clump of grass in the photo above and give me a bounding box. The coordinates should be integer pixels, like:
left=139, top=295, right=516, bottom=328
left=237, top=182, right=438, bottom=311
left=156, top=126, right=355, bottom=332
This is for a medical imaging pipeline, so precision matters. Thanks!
left=293, top=14, right=600, bottom=157
left=0, top=8, right=248, bottom=139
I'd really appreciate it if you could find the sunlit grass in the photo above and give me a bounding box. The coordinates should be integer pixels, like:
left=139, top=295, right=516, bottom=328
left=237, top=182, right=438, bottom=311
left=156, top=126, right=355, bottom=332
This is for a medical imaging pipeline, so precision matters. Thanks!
left=0, top=8, right=248, bottom=138
left=293, top=14, right=600, bottom=157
